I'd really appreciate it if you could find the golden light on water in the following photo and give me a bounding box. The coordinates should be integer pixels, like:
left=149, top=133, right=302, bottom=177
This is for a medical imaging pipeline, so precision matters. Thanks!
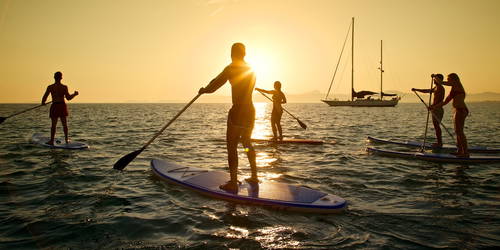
left=255, top=226, right=300, bottom=248
left=215, top=225, right=300, bottom=248
left=252, top=102, right=270, bottom=139
left=222, top=226, right=250, bottom=239
left=238, top=102, right=284, bottom=181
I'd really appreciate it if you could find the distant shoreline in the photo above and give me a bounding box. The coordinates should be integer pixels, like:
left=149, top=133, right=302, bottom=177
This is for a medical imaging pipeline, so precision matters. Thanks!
left=2, top=91, right=499, bottom=104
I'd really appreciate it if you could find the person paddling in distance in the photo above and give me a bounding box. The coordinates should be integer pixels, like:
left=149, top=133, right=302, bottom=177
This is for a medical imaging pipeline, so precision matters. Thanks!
left=412, top=74, right=446, bottom=147
left=41, top=71, right=79, bottom=145
left=198, top=43, right=258, bottom=193
left=430, top=73, right=469, bottom=157
left=255, top=81, right=287, bottom=141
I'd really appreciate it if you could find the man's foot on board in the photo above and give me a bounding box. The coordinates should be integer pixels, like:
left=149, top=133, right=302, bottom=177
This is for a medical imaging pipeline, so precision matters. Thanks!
left=431, top=143, right=442, bottom=148
left=219, top=181, right=239, bottom=193
left=46, top=141, right=54, bottom=146
left=245, top=177, right=259, bottom=184
left=278, top=136, right=283, bottom=141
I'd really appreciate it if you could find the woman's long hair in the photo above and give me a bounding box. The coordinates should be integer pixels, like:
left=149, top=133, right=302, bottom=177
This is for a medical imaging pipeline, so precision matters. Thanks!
left=448, top=73, right=461, bottom=84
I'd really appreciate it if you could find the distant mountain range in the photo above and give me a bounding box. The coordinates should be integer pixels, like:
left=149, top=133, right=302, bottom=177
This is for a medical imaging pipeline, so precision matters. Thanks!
left=188, top=90, right=500, bottom=103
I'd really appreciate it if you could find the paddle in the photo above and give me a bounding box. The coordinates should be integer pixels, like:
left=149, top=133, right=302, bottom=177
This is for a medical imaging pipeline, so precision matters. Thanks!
left=0, top=101, right=52, bottom=125
left=413, top=90, right=455, bottom=140
left=420, top=77, right=434, bottom=152
left=256, top=89, right=307, bottom=129
left=113, top=94, right=201, bottom=170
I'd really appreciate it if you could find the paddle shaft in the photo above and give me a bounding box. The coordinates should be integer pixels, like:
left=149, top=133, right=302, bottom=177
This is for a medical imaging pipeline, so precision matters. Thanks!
left=142, top=94, right=201, bottom=150
left=0, top=101, right=53, bottom=124
left=256, top=89, right=306, bottom=129
left=421, top=77, right=433, bottom=151
left=4, top=101, right=52, bottom=119
left=413, top=91, right=455, bottom=140
left=113, top=94, right=201, bottom=170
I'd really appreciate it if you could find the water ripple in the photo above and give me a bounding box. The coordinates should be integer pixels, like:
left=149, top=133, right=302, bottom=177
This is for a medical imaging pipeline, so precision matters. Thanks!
left=0, top=103, right=499, bottom=248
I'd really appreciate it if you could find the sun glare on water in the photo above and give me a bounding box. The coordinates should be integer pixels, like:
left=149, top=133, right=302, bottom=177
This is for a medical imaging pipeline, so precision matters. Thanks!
left=252, top=102, right=270, bottom=139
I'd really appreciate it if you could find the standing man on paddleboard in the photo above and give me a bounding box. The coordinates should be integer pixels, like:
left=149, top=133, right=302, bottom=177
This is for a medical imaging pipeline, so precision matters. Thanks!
left=255, top=81, right=287, bottom=141
left=198, top=43, right=258, bottom=192
left=412, top=74, right=445, bottom=147
left=41, top=71, right=79, bottom=145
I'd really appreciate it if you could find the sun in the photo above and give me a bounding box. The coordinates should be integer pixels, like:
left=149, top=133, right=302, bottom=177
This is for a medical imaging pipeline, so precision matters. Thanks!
left=246, top=51, right=275, bottom=85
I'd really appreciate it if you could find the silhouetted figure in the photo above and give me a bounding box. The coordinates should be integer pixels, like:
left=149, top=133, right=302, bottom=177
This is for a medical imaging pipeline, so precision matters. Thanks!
left=431, top=73, right=469, bottom=157
left=412, top=74, right=445, bottom=147
left=255, top=81, right=287, bottom=140
left=199, top=43, right=257, bottom=193
left=41, top=72, right=79, bottom=145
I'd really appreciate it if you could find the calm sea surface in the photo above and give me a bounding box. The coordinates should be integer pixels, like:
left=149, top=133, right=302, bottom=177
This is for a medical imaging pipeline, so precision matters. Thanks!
left=0, top=102, right=499, bottom=249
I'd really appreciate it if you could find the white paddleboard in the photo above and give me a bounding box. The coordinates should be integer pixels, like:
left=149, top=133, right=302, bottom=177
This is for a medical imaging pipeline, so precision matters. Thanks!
left=367, top=136, right=500, bottom=153
left=367, top=147, right=500, bottom=164
left=151, top=159, right=347, bottom=213
left=31, top=133, right=89, bottom=149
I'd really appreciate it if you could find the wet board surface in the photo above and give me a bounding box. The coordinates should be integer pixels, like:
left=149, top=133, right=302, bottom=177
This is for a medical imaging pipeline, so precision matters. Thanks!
left=367, top=147, right=500, bottom=164
left=31, top=133, right=89, bottom=149
left=251, top=137, right=324, bottom=145
left=367, top=136, right=500, bottom=153
left=151, top=159, right=346, bottom=213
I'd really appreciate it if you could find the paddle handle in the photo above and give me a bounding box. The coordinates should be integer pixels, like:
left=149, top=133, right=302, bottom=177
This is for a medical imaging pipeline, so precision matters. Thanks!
left=413, top=90, right=455, bottom=140
left=141, top=94, right=201, bottom=149
left=5, top=101, right=53, bottom=119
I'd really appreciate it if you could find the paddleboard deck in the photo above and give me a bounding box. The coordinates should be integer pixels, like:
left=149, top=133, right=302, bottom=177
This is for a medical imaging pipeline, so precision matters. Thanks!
left=367, top=147, right=500, bottom=163
left=367, top=136, right=500, bottom=154
left=151, top=159, right=346, bottom=213
left=251, top=137, right=324, bottom=145
left=31, top=133, right=89, bottom=149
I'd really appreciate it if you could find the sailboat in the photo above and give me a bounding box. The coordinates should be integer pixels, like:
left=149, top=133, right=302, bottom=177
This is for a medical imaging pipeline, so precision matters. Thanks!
left=322, top=17, right=400, bottom=107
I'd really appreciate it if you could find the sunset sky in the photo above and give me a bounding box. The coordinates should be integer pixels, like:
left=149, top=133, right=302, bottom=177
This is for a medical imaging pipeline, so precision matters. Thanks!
left=0, top=0, right=499, bottom=103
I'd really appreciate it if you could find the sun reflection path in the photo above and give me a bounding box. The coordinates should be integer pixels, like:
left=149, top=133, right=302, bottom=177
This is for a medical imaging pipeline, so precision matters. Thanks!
left=240, top=102, right=284, bottom=181
left=252, top=102, right=270, bottom=139
left=215, top=225, right=301, bottom=248
left=256, top=226, right=301, bottom=248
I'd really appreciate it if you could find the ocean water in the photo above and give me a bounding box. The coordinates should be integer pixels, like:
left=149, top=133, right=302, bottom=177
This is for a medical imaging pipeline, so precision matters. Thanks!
left=0, top=102, right=499, bottom=249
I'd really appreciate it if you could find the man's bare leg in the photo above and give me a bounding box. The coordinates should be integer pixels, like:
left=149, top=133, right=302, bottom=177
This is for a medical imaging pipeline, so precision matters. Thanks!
left=241, top=129, right=258, bottom=183
left=49, top=117, right=58, bottom=145
left=61, top=116, right=69, bottom=143
left=221, top=125, right=240, bottom=192
left=432, top=118, right=442, bottom=147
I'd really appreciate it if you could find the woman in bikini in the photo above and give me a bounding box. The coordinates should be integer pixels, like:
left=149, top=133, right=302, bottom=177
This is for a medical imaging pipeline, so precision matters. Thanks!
left=430, top=73, right=469, bottom=157
left=255, top=81, right=287, bottom=141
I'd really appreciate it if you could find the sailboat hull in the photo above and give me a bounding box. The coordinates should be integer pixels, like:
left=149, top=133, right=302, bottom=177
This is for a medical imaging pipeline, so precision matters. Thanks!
left=321, top=98, right=399, bottom=107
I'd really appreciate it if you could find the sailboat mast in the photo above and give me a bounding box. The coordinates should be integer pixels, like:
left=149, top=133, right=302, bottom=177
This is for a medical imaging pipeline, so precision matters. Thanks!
left=380, top=40, right=383, bottom=100
left=351, top=17, right=354, bottom=101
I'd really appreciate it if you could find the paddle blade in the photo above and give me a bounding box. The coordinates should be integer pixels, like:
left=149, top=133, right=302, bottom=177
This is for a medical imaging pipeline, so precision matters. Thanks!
left=297, top=119, right=307, bottom=130
left=113, top=148, right=144, bottom=170
left=0, top=117, right=5, bottom=124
